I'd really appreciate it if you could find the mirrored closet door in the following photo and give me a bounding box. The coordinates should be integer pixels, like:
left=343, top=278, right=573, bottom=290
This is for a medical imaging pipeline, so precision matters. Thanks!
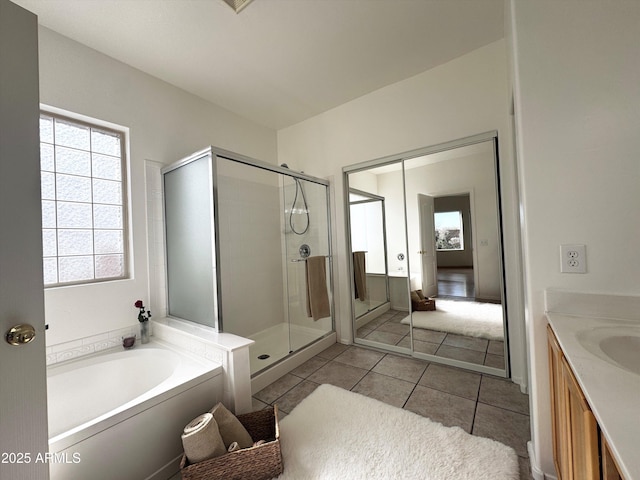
left=344, top=132, right=508, bottom=376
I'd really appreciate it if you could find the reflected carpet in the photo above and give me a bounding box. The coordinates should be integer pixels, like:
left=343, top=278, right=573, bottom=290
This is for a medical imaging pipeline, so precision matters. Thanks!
left=400, top=299, right=503, bottom=341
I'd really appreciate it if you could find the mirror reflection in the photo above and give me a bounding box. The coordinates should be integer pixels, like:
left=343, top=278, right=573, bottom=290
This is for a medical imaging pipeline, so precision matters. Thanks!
left=346, top=137, right=507, bottom=374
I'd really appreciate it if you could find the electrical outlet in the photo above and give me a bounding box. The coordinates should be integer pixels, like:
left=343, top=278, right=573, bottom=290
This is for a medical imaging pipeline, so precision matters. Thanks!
left=560, top=244, right=586, bottom=273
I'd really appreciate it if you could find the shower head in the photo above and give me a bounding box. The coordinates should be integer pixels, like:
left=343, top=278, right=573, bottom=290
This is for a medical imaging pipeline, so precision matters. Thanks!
left=280, top=163, right=289, bottom=168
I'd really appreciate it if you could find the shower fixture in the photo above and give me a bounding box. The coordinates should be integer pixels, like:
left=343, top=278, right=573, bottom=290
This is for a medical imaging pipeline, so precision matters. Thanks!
left=281, top=163, right=310, bottom=235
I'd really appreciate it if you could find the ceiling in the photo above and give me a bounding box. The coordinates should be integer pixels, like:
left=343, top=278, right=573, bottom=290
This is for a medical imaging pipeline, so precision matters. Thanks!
left=14, top=0, right=504, bottom=130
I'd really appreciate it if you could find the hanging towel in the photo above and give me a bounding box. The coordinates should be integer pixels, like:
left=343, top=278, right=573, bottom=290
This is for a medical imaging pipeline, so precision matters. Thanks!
left=353, top=251, right=367, bottom=300
left=305, top=256, right=331, bottom=321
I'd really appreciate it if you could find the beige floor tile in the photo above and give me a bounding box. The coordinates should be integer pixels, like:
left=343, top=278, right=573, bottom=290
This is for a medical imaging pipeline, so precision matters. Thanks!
left=306, top=361, right=368, bottom=390
left=372, top=354, right=428, bottom=383
left=333, top=346, right=385, bottom=370
left=289, top=356, right=329, bottom=378
left=404, top=385, right=476, bottom=433
left=484, top=353, right=505, bottom=369
left=375, top=321, right=411, bottom=336
left=273, top=380, right=320, bottom=414
left=316, top=342, right=350, bottom=360
left=418, top=363, right=481, bottom=401
left=253, top=373, right=302, bottom=404
left=435, top=344, right=486, bottom=364
left=411, top=328, right=447, bottom=344
left=442, top=333, right=489, bottom=352
left=352, top=372, right=415, bottom=408
left=364, top=329, right=404, bottom=345
left=479, top=376, right=530, bottom=415
left=411, top=339, right=440, bottom=355
left=488, top=339, right=505, bottom=356
left=472, top=403, right=530, bottom=457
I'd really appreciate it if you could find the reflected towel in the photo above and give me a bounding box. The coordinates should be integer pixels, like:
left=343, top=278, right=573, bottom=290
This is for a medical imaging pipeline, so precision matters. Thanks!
left=305, top=256, right=331, bottom=321
left=181, top=413, right=227, bottom=464
left=353, top=251, right=367, bottom=300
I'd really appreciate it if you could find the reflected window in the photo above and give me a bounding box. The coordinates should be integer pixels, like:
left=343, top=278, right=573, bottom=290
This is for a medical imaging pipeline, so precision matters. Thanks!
left=434, top=211, right=464, bottom=251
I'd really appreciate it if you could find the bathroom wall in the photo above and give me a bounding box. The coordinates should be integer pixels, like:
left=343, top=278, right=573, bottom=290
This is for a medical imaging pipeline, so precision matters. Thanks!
left=277, top=40, right=527, bottom=385
left=38, top=27, right=277, bottom=347
left=510, top=1, right=640, bottom=476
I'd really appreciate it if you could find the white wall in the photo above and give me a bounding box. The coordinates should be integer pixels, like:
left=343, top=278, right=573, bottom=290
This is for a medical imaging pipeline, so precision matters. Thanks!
left=39, top=27, right=277, bottom=346
left=277, top=40, right=526, bottom=385
left=510, top=1, right=640, bottom=476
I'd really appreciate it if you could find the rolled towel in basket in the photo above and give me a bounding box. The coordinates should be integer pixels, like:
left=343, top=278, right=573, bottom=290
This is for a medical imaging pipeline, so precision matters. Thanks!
left=181, top=413, right=227, bottom=464
left=211, top=402, right=254, bottom=449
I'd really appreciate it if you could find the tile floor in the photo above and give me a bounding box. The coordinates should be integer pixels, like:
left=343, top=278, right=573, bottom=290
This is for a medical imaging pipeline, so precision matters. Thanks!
left=356, top=308, right=506, bottom=370
left=252, top=343, right=533, bottom=479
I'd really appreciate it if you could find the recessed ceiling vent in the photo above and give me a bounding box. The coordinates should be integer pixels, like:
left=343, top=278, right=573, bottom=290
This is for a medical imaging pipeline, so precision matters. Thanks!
left=221, top=0, right=256, bottom=14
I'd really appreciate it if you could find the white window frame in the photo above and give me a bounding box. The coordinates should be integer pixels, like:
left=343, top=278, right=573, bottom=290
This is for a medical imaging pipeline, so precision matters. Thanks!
left=40, top=108, right=130, bottom=287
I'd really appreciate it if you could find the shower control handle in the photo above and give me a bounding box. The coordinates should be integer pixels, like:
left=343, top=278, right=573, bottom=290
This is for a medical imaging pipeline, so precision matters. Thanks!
left=5, top=324, right=36, bottom=346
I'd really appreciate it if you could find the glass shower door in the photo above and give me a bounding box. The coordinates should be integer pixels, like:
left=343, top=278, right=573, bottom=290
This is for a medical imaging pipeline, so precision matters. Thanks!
left=282, top=174, right=333, bottom=354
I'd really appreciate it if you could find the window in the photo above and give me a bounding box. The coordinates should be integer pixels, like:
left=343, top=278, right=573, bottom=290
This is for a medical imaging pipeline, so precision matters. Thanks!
left=435, top=211, right=464, bottom=251
left=40, top=112, right=128, bottom=286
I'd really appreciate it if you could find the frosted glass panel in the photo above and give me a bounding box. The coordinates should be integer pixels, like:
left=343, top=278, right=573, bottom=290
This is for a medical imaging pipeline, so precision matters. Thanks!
left=59, top=256, right=93, bottom=283
left=164, top=154, right=217, bottom=328
left=41, top=172, right=55, bottom=200
left=92, top=153, right=122, bottom=180
left=93, top=179, right=122, bottom=205
left=55, top=146, right=91, bottom=176
left=94, top=230, right=123, bottom=254
left=91, top=130, right=121, bottom=156
left=40, top=116, right=54, bottom=143
left=42, top=201, right=56, bottom=228
left=57, top=202, right=92, bottom=228
left=42, top=229, right=57, bottom=257
left=40, top=143, right=54, bottom=171
left=58, top=230, right=93, bottom=256
left=43, top=258, right=58, bottom=285
left=94, top=204, right=122, bottom=229
left=56, top=174, right=92, bottom=202
left=95, top=254, right=123, bottom=278
left=55, top=119, right=90, bottom=150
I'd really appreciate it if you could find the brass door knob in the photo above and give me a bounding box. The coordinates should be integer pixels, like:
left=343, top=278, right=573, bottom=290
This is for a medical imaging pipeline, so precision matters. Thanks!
left=5, top=324, right=36, bottom=346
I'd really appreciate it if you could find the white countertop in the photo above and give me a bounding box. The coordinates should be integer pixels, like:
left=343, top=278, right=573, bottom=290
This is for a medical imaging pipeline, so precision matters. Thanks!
left=547, top=313, right=640, bottom=480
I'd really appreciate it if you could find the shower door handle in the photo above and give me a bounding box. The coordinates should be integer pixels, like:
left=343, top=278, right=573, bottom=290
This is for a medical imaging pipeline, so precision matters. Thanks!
left=5, top=324, right=36, bottom=346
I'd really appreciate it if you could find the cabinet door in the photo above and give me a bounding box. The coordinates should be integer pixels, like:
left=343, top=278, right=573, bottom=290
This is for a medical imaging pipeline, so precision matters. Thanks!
left=547, top=326, right=570, bottom=480
left=601, top=432, right=624, bottom=480
left=561, top=356, right=600, bottom=480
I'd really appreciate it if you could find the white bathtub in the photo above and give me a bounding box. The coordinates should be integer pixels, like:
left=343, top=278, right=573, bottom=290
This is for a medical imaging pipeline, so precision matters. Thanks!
left=47, top=340, right=223, bottom=480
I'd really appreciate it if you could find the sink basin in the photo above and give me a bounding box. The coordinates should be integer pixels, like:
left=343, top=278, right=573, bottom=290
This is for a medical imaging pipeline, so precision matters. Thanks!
left=576, top=326, right=640, bottom=375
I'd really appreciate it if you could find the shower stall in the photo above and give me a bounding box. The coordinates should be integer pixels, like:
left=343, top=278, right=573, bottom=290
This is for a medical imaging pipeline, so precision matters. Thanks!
left=163, top=147, right=334, bottom=377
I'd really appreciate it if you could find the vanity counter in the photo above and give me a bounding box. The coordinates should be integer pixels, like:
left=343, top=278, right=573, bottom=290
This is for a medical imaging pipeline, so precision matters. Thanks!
left=547, top=312, right=640, bottom=480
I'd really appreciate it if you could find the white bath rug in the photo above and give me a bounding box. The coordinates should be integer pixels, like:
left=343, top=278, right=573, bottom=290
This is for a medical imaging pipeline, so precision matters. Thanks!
left=276, top=384, right=518, bottom=480
left=400, top=299, right=504, bottom=341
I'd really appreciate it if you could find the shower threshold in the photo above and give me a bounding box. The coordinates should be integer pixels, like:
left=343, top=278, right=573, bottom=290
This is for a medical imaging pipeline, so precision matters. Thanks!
left=248, top=323, right=328, bottom=376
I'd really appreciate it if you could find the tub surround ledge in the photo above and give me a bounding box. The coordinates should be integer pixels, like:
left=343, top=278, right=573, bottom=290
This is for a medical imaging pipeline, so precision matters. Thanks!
left=152, top=317, right=254, bottom=414
left=545, top=289, right=640, bottom=480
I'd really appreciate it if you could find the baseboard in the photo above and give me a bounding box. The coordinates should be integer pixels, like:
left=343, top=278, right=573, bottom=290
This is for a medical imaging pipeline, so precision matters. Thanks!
left=527, top=441, right=557, bottom=480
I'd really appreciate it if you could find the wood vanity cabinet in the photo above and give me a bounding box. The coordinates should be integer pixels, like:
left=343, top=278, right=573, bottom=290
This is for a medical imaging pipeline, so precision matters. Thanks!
left=547, top=325, right=624, bottom=480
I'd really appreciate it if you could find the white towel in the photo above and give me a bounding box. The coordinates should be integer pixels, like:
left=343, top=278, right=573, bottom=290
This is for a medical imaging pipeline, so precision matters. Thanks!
left=181, top=413, right=227, bottom=464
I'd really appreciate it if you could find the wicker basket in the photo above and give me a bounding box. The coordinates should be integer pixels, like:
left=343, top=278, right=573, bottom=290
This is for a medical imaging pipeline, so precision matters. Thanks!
left=412, top=298, right=436, bottom=311
left=180, top=405, right=283, bottom=480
